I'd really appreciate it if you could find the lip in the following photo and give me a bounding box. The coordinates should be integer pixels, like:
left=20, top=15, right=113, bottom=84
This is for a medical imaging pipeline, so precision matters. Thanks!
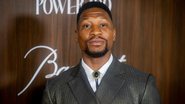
left=88, top=38, right=105, bottom=46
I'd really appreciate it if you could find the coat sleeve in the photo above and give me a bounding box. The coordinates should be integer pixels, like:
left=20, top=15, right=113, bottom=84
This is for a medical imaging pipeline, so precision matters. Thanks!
left=42, top=81, right=54, bottom=104
left=140, top=75, right=161, bottom=104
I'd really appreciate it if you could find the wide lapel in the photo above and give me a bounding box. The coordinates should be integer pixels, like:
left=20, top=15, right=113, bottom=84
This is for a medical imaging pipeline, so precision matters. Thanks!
left=68, top=64, right=97, bottom=104
left=95, top=58, right=126, bottom=104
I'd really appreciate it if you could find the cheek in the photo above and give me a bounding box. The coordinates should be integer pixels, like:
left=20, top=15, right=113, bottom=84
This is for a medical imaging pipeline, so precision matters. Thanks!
left=78, top=33, right=88, bottom=50
left=103, top=30, right=115, bottom=41
left=79, top=30, right=89, bottom=38
left=78, top=34, right=87, bottom=43
left=103, top=31, right=115, bottom=47
left=78, top=36, right=85, bottom=45
left=78, top=30, right=92, bottom=44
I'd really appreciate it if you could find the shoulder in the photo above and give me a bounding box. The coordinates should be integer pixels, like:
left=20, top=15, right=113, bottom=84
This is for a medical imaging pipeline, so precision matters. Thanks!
left=114, top=59, right=156, bottom=88
left=113, top=58, right=160, bottom=103
left=42, top=64, right=80, bottom=103
left=118, top=61, right=158, bottom=98
left=45, top=64, right=80, bottom=91
left=115, top=59, right=152, bottom=81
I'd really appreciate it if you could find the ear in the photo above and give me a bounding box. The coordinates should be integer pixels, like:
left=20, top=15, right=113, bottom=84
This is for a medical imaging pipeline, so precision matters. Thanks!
left=113, top=28, right=116, bottom=41
left=74, top=30, right=78, bottom=43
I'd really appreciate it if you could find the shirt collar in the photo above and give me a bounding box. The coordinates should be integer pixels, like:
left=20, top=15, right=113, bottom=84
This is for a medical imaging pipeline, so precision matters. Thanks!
left=81, top=54, right=113, bottom=81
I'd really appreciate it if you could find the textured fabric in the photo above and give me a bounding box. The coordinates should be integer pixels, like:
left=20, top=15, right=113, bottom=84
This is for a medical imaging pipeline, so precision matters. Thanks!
left=42, top=57, right=160, bottom=104
left=82, top=54, right=113, bottom=92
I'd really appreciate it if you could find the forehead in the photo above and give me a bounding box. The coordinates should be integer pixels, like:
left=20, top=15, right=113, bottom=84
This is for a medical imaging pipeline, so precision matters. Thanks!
left=79, top=8, right=111, bottom=20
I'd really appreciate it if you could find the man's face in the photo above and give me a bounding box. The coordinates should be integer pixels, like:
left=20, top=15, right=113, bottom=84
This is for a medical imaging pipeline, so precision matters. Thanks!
left=77, top=8, right=116, bottom=57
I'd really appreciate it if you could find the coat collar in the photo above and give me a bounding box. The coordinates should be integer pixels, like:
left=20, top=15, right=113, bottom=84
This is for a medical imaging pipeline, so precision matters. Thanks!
left=95, top=57, right=126, bottom=104
left=68, top=57, right=126, bottom=104
left=68, top=64, right=98, bottom=104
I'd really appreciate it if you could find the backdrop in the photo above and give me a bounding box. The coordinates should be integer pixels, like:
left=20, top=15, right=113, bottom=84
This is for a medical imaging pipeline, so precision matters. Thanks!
left=0, top=0, right=185, bottom=104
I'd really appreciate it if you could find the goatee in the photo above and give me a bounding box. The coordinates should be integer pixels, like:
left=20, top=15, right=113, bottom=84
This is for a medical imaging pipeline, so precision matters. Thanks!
left=85, top=43, right=109, bottom=58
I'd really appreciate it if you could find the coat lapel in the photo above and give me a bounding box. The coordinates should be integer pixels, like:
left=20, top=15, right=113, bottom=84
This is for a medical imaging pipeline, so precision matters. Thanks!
left=68, top=65, right=98, bottom=104
left=95, top=58, right=126, bottom=104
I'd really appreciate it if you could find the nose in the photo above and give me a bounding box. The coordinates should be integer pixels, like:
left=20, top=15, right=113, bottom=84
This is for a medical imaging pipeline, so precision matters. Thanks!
left=90, top=26, right=101, bottom=36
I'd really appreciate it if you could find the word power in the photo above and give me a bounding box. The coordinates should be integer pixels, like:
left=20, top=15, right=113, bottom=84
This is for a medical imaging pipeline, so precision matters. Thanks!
left=36, top=0, right=112, bottom=15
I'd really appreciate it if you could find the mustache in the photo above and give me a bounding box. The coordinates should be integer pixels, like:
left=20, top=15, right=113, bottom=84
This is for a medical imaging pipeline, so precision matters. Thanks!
left=86, top=35, right=107, bottom=42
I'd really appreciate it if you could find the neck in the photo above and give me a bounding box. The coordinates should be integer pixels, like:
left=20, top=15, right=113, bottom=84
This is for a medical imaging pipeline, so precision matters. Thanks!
left=82, top=51, right=111, bottom=71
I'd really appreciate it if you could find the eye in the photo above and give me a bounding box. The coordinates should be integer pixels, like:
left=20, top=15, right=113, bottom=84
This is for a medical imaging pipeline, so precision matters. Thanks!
left=99, top=23, right=107, bottom=28
left=82, top=24, right=91, bottom=30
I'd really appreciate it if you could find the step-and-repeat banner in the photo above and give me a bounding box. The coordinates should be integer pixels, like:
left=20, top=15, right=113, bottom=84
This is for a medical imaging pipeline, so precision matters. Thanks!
left=0, top=0, right=185, bottom=104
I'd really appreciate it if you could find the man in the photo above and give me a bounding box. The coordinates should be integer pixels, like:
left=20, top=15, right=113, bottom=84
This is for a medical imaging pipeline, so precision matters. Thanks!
left=42, top=1, right=160, bottom=104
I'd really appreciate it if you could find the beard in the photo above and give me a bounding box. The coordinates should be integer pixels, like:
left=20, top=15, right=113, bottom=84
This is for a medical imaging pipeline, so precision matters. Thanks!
left=85, top=41, right=109, bottom=58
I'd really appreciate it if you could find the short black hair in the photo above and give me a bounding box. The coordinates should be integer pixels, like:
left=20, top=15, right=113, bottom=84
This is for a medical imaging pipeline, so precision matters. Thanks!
left=77, top=1, right=112, bottom=24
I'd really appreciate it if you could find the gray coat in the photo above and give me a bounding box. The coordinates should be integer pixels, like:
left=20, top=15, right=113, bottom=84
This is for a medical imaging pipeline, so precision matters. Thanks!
left=42, top=57, right=160, bottom=104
